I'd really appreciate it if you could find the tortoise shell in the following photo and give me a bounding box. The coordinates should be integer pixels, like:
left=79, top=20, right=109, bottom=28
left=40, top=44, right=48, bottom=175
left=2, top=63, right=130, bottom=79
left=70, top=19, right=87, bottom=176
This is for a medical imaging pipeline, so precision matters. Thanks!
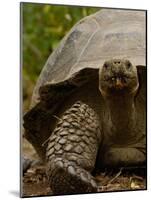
left=23, top=9, right=146, bottom=161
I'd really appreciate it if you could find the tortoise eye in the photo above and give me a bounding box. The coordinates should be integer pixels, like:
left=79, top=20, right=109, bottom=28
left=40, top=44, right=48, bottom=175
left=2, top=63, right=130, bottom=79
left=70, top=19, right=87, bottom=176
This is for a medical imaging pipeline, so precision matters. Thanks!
left=103, top=63, right=109, bottom=69
left=126, top=61, right=131, bottom=69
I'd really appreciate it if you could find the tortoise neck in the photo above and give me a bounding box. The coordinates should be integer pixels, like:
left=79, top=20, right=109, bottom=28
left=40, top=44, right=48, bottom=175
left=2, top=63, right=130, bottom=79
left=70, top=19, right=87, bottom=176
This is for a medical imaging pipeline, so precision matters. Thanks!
left=106, top=94, right=137, bottom=138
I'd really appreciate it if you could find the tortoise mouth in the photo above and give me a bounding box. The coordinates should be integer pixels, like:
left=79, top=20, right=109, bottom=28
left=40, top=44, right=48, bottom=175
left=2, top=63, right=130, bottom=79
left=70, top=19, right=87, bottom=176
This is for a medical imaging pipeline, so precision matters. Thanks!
left=100, top=76, right=139, bottom=97
left=107, top=86, right=131, bottom=96
left=109, top=76, right=128, bottom=90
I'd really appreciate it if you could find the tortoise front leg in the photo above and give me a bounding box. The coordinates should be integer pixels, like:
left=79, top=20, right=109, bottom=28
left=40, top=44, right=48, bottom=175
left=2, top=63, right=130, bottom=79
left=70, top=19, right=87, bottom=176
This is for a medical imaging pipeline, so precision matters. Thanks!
left=46, top=101, right=102, bottom=195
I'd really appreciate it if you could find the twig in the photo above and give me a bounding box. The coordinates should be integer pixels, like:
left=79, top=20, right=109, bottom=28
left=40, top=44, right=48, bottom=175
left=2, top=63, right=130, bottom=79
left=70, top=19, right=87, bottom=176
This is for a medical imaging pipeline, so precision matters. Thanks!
left=41, top=137, right=50, bottom=147
left=130, top=175, right=144, bottom=183
left=107, top=168, right=123, bottom=185
left=132, top=175, right=144, bottom=181
left=53, top=115, right=63, bottom=122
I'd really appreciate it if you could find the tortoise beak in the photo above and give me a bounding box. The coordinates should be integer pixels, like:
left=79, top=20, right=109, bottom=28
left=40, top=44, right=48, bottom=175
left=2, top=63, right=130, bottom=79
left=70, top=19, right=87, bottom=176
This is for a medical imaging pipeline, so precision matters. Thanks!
left=115, top=78, right=124, bottom=89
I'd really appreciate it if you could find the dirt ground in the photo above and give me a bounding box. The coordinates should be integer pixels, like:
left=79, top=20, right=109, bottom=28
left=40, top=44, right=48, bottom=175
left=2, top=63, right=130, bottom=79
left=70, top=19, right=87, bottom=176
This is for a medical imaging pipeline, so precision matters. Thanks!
left=22, top=138, right=146, bottom=197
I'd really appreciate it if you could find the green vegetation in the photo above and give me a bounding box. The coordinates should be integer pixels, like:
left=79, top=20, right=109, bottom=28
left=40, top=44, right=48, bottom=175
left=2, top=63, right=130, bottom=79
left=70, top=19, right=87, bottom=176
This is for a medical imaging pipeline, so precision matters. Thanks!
left=22, top=3, right=100, bottom=110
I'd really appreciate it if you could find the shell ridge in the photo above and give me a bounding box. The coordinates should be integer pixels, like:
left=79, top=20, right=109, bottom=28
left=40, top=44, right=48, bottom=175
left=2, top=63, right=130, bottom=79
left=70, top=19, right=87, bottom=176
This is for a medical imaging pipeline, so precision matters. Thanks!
left=68, top=18, right=101, bottom=75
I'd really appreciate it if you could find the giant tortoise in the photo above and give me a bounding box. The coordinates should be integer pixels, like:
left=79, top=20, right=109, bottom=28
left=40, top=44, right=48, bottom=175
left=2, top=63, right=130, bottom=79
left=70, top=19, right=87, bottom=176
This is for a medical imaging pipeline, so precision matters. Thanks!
left=23, top=9, right=146, bottom=195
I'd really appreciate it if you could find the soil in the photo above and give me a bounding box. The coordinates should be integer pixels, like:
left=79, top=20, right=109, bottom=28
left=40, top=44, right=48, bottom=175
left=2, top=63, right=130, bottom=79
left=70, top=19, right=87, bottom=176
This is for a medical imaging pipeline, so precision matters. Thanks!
left=22, top=138, right=146, bottom=197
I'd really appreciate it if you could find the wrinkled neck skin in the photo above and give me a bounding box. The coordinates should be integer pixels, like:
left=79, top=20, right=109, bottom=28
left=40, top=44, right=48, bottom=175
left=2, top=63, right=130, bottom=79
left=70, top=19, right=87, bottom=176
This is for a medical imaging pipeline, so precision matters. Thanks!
left=105, top=94, right=137, bottom=141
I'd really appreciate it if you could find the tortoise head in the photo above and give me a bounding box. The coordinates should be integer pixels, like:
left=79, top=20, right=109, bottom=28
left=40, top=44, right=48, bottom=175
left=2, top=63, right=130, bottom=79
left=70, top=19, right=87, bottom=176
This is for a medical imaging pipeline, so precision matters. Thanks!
left=99, top=59, right=139, bottom=97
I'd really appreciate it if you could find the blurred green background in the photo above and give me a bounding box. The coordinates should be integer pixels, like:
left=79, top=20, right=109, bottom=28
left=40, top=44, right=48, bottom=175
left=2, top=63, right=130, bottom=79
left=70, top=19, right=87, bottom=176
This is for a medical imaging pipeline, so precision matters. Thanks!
left=22, top=3, right=100, bottom=111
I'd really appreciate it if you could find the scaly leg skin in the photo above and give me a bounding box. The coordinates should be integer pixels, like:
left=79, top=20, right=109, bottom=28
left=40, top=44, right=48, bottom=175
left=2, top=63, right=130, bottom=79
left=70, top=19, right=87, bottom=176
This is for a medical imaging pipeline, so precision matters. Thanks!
left=46, top=101, right=101, bottom=195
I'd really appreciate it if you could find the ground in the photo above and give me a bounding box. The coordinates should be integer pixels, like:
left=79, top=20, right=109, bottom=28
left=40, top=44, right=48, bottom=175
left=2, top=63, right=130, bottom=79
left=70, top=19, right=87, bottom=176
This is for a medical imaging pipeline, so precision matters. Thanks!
left=22, top=138, right=146, bottom=197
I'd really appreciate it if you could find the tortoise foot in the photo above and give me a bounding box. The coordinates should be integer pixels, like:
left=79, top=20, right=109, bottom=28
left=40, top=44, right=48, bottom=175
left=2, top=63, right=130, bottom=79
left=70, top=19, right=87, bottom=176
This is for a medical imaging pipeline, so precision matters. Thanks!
left=47, top=158, right=98, bottom=195
left=22, top=157, right=42, bottom=174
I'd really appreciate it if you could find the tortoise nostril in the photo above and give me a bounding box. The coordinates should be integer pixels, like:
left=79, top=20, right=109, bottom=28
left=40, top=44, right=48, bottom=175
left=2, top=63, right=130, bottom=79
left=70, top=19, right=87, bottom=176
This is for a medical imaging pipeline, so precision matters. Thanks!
left=114, top=61, right=121, bottom=65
